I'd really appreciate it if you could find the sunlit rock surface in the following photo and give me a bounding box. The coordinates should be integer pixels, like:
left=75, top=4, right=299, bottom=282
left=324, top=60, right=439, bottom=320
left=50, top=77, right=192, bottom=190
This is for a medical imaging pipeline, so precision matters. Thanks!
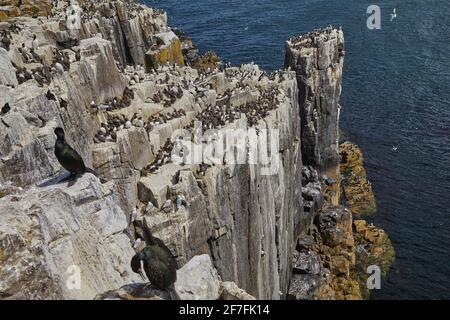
left=285, top=27, right=345, bottom=205
left=0, top=174, right=139, bottom=299
left=0, top=0, right=389, bottom=300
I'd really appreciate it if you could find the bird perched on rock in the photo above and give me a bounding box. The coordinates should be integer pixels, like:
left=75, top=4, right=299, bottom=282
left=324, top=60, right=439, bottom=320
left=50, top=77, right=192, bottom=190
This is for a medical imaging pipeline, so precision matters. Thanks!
left=161, top=199, right=173, bottom=213
left=1, top=103, right=11, bottom=115
left=46, top=89, right=57, bottom=101
left=59, top=98, right=68, bottom=109
left=54, top=127, right=103, bottom=182
left=29, top=48, right=42, bottom=63
left=175, top=195, right=187, bottom=210
left=1, top=32, right=11, bottom=51
left=32, top=34, right=39, bottom=50
left=130, top=234, right=179, bottom=300
left=54, top=62, right=65, bottom=75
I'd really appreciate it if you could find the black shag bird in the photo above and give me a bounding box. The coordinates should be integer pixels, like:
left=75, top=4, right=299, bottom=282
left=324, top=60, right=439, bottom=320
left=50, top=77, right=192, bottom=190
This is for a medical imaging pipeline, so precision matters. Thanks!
left=130, top=234, right=179, bottom=300
left=46, top=89, right=57, bottom=101
left=1, top=32, right=11, bottom=51
left=54, top=127, right=102, bottom=181
left=59, top=98, right=67, bottom=109
left=1, top=103, right=10, bottom=115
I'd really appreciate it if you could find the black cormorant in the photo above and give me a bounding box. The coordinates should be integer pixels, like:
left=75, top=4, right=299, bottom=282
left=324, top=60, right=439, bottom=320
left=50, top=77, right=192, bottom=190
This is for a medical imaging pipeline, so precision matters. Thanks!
left=54, top=127, right=101, bottom=180
left=46, top=89, right=57, bottom=101
left=130, top=234, right=179, bottom=300
left=1, top=103, right=10, bottom=115
left=1, top=32, right=11, bottom=51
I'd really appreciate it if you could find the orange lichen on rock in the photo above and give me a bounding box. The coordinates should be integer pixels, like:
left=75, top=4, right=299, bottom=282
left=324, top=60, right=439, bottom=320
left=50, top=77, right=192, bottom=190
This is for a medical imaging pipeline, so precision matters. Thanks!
left=145, top=32, right=184, bottom=71
left=191, top=51, right=220, bottom=72
left=0, top=0, right=51, bottom=21
left=339, top=141, right=377, bottom=215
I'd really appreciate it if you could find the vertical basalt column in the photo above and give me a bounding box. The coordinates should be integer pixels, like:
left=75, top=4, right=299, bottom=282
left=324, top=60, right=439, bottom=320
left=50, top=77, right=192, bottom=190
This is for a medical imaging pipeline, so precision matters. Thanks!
left=285, top=27, right=345, bottom=205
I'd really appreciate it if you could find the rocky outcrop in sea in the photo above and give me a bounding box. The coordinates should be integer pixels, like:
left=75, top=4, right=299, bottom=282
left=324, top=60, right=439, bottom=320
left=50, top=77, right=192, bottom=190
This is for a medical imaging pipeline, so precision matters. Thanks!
left=0, top=0, right=392, bottom=300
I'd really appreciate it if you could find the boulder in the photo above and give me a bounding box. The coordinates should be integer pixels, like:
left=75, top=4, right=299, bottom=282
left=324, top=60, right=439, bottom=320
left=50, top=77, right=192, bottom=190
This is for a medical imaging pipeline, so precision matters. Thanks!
left=0, top=48, right=18, bottom=87
left=0, top=174, right=140, bottom=299
left=339, top=142, right=377, bottom=215
left=219, top=281, right=256, bottom=300
left=145, top=31, right=184, bottom=71
left=292, top=251, right=321, bottom=275
left=175, top=254, right=221, bottom=300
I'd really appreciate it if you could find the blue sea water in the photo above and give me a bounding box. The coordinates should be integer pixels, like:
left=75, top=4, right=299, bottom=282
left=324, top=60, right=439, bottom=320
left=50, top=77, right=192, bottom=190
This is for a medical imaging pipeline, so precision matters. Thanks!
left=145, top=0, right=450, bottom=299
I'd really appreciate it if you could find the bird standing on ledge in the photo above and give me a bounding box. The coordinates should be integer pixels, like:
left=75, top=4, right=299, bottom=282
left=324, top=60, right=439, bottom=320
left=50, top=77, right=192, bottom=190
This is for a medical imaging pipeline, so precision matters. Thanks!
left=54, top=127, right=102, bottom=181
left=130, top=234, right=179, bottom=300
left=1, top=103, right=10, bottom=115
left=32, top=34, right=39, bottom=50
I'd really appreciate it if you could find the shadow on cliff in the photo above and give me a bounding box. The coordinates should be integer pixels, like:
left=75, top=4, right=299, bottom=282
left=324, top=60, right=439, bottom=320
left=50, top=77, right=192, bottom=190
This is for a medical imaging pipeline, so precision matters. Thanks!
left=36, top=171, right=76, bottom=188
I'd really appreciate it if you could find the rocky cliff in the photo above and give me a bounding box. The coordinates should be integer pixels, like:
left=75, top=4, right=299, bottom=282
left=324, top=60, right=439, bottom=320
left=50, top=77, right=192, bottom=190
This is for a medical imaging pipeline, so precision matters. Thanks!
left=285, top=27, right=344, bottom=206
left=0, top=1, right=390, bottom=300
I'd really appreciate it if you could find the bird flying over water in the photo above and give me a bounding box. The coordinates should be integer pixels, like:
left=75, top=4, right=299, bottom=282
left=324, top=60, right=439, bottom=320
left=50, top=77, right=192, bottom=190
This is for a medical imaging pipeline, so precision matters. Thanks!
left=390, top=8, right=397, bottom=22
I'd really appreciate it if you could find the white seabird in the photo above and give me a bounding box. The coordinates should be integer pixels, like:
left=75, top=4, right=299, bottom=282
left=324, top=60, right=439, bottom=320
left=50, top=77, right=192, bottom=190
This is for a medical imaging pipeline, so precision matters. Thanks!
left=130, top=207, right=137, bottom=222
left=54, top=62, right=64, bottom=75
left=32, top=35, right=39, bottom=50
left=390, top=8, right=397, bottom=22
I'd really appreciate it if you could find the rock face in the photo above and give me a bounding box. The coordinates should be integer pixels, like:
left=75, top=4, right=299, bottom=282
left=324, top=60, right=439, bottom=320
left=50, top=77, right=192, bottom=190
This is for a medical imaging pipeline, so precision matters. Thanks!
left=0, top=0, right=389, bottom=301
left=78, top=1, right=183, bottom=69
left=0, top=36, right=124, bottom=187
left=339, top=142, right=377, bottom=215
left=287, top=205, right=361, bottom=300
left=285, top=27, right=345, bottom=205
left=353, top=219, right=395, bottom=299
left=1, top=0, right=51, bottom=21
left=145, top=31, right=184, bottom=71
left=219, top=281, right=256, bottom=300
left=0, top=0, right=305, bottom=299
left=175, top=254, right=221, bottom=300
left=129, top=70, right=303, bottom=300
left=95, top=254, right=255, bottom=300
left=0, top=174, right=140, bottom=299
left=0, top=48, right=18, bottom=87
